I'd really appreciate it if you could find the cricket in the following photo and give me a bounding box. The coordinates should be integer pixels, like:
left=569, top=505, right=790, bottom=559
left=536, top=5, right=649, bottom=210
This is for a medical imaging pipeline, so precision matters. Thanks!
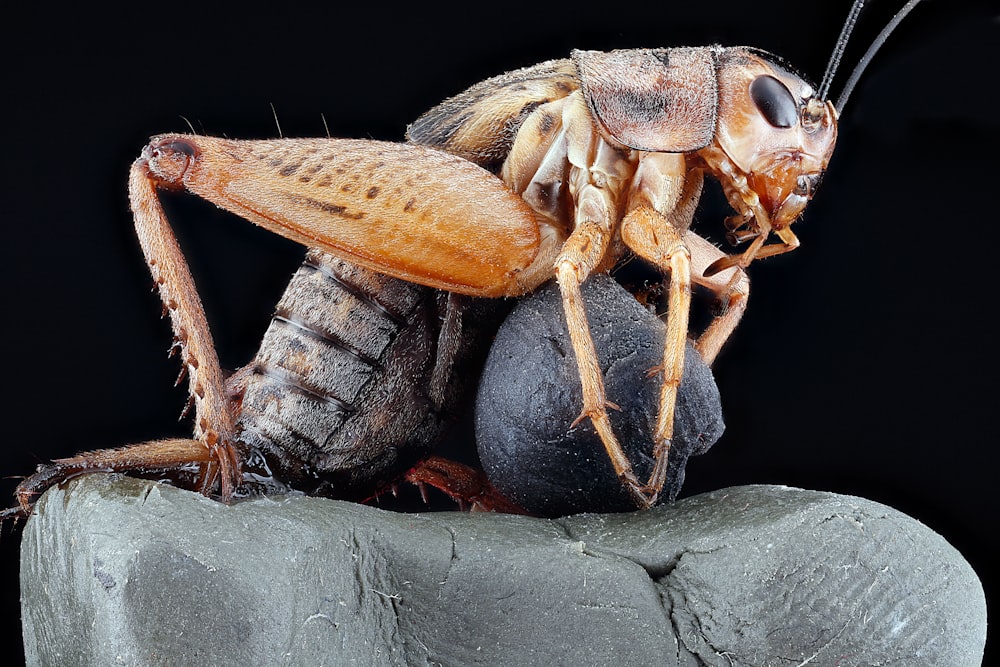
left=3, top=0, right=922, bottom=518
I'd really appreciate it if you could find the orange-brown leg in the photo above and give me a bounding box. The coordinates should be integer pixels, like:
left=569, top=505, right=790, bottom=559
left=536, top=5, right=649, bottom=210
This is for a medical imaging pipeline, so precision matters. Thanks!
left=1, top=438, right=214, bottom=521
left=401, top=456, right=527, bottom=514
left=620, top=207, right=692, bottom=504
left=684, top=232, right=751, bottom=365
left=702, top=233, right=799, bottom=278
left=129, top=158, right=241, bottom=498
left=553, top=175, right=660, bottom=506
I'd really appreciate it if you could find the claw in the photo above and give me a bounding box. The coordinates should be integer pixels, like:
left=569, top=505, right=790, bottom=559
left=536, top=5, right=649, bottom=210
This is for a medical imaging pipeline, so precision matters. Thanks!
left=209, top=440, right=241, bottom=501
left=621, top=476, right=658, bottom=509
left=569, top=400, right=622, bottom=429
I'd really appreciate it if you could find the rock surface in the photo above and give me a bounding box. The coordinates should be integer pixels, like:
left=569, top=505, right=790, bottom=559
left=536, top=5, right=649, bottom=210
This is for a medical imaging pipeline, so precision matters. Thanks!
left=21, top=475, right=986, bottom=666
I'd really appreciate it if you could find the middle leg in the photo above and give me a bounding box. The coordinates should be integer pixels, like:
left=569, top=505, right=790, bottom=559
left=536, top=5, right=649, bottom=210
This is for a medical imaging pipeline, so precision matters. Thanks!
left=620, top=208, right=692, bottom=503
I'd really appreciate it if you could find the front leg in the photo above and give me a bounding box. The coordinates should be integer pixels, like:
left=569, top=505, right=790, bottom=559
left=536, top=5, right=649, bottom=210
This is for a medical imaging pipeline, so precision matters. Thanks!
left=618, top=152, right=698, bottom=505
left=703, top=228, right=800, bottom=277
left=685, top=231, right=751, bottom=365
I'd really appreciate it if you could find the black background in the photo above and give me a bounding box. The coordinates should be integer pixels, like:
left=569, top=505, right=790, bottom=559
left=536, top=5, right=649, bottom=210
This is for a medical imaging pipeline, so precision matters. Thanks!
left=3, top=0, right=996, bottom=662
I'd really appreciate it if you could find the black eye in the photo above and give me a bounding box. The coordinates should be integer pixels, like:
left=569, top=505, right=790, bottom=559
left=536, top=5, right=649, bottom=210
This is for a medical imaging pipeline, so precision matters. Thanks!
left=750, top=75, right=798, bottom=128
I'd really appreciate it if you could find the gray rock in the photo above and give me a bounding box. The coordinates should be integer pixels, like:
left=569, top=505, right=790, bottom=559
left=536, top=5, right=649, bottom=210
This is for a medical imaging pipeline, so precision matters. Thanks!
left=21, top=475, right=986, bottom=666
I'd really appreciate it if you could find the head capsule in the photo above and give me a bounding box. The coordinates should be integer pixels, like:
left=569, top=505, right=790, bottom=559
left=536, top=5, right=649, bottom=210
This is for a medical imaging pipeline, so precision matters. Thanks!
left=706, top=48, right=838, bottom=237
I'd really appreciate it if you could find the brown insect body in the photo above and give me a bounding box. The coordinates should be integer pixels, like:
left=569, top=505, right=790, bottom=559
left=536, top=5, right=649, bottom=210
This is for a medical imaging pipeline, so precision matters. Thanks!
left=144, top=45, right=836, bottom=507
left=8, top=15, right=879, bottom=517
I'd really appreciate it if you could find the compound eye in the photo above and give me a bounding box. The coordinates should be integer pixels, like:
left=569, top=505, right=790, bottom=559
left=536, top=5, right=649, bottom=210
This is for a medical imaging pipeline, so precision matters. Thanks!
left=750, top=75, right=798, bottom=128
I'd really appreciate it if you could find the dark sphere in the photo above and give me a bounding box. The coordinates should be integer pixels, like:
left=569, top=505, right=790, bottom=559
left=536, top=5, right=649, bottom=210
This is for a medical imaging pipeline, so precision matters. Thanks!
left=475, top=274, right=724, bottom=516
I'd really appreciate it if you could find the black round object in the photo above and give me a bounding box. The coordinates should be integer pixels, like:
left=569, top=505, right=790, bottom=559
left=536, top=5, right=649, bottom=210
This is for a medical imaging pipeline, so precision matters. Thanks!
left=475, top=274, right=724, bottom=516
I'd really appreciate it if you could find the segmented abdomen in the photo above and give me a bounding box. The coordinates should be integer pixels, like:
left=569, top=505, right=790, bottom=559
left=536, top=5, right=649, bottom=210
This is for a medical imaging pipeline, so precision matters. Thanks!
left=236, top=248, right=493, bottom=498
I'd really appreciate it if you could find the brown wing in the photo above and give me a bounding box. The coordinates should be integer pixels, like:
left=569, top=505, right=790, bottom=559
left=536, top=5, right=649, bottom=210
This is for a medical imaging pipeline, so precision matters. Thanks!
left=572, top=47, right=719, bottom=153
left=406, top=59, right=579, bottom=172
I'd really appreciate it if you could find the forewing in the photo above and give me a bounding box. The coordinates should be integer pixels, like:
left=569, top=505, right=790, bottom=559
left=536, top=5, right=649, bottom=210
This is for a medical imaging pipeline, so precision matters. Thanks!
left=406, top=59, right=579, bottom=171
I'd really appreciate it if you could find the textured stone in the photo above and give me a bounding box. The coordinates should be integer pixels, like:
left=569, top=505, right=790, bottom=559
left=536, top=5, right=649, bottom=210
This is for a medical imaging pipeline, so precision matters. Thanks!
left=21, top=475, right=986, bottom=666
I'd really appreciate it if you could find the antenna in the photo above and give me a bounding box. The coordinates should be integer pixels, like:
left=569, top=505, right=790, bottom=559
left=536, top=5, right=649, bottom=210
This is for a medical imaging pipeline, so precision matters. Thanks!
left=816, top=0, right=867, bottom=103
left=835, top=0, right=923, bottom=113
